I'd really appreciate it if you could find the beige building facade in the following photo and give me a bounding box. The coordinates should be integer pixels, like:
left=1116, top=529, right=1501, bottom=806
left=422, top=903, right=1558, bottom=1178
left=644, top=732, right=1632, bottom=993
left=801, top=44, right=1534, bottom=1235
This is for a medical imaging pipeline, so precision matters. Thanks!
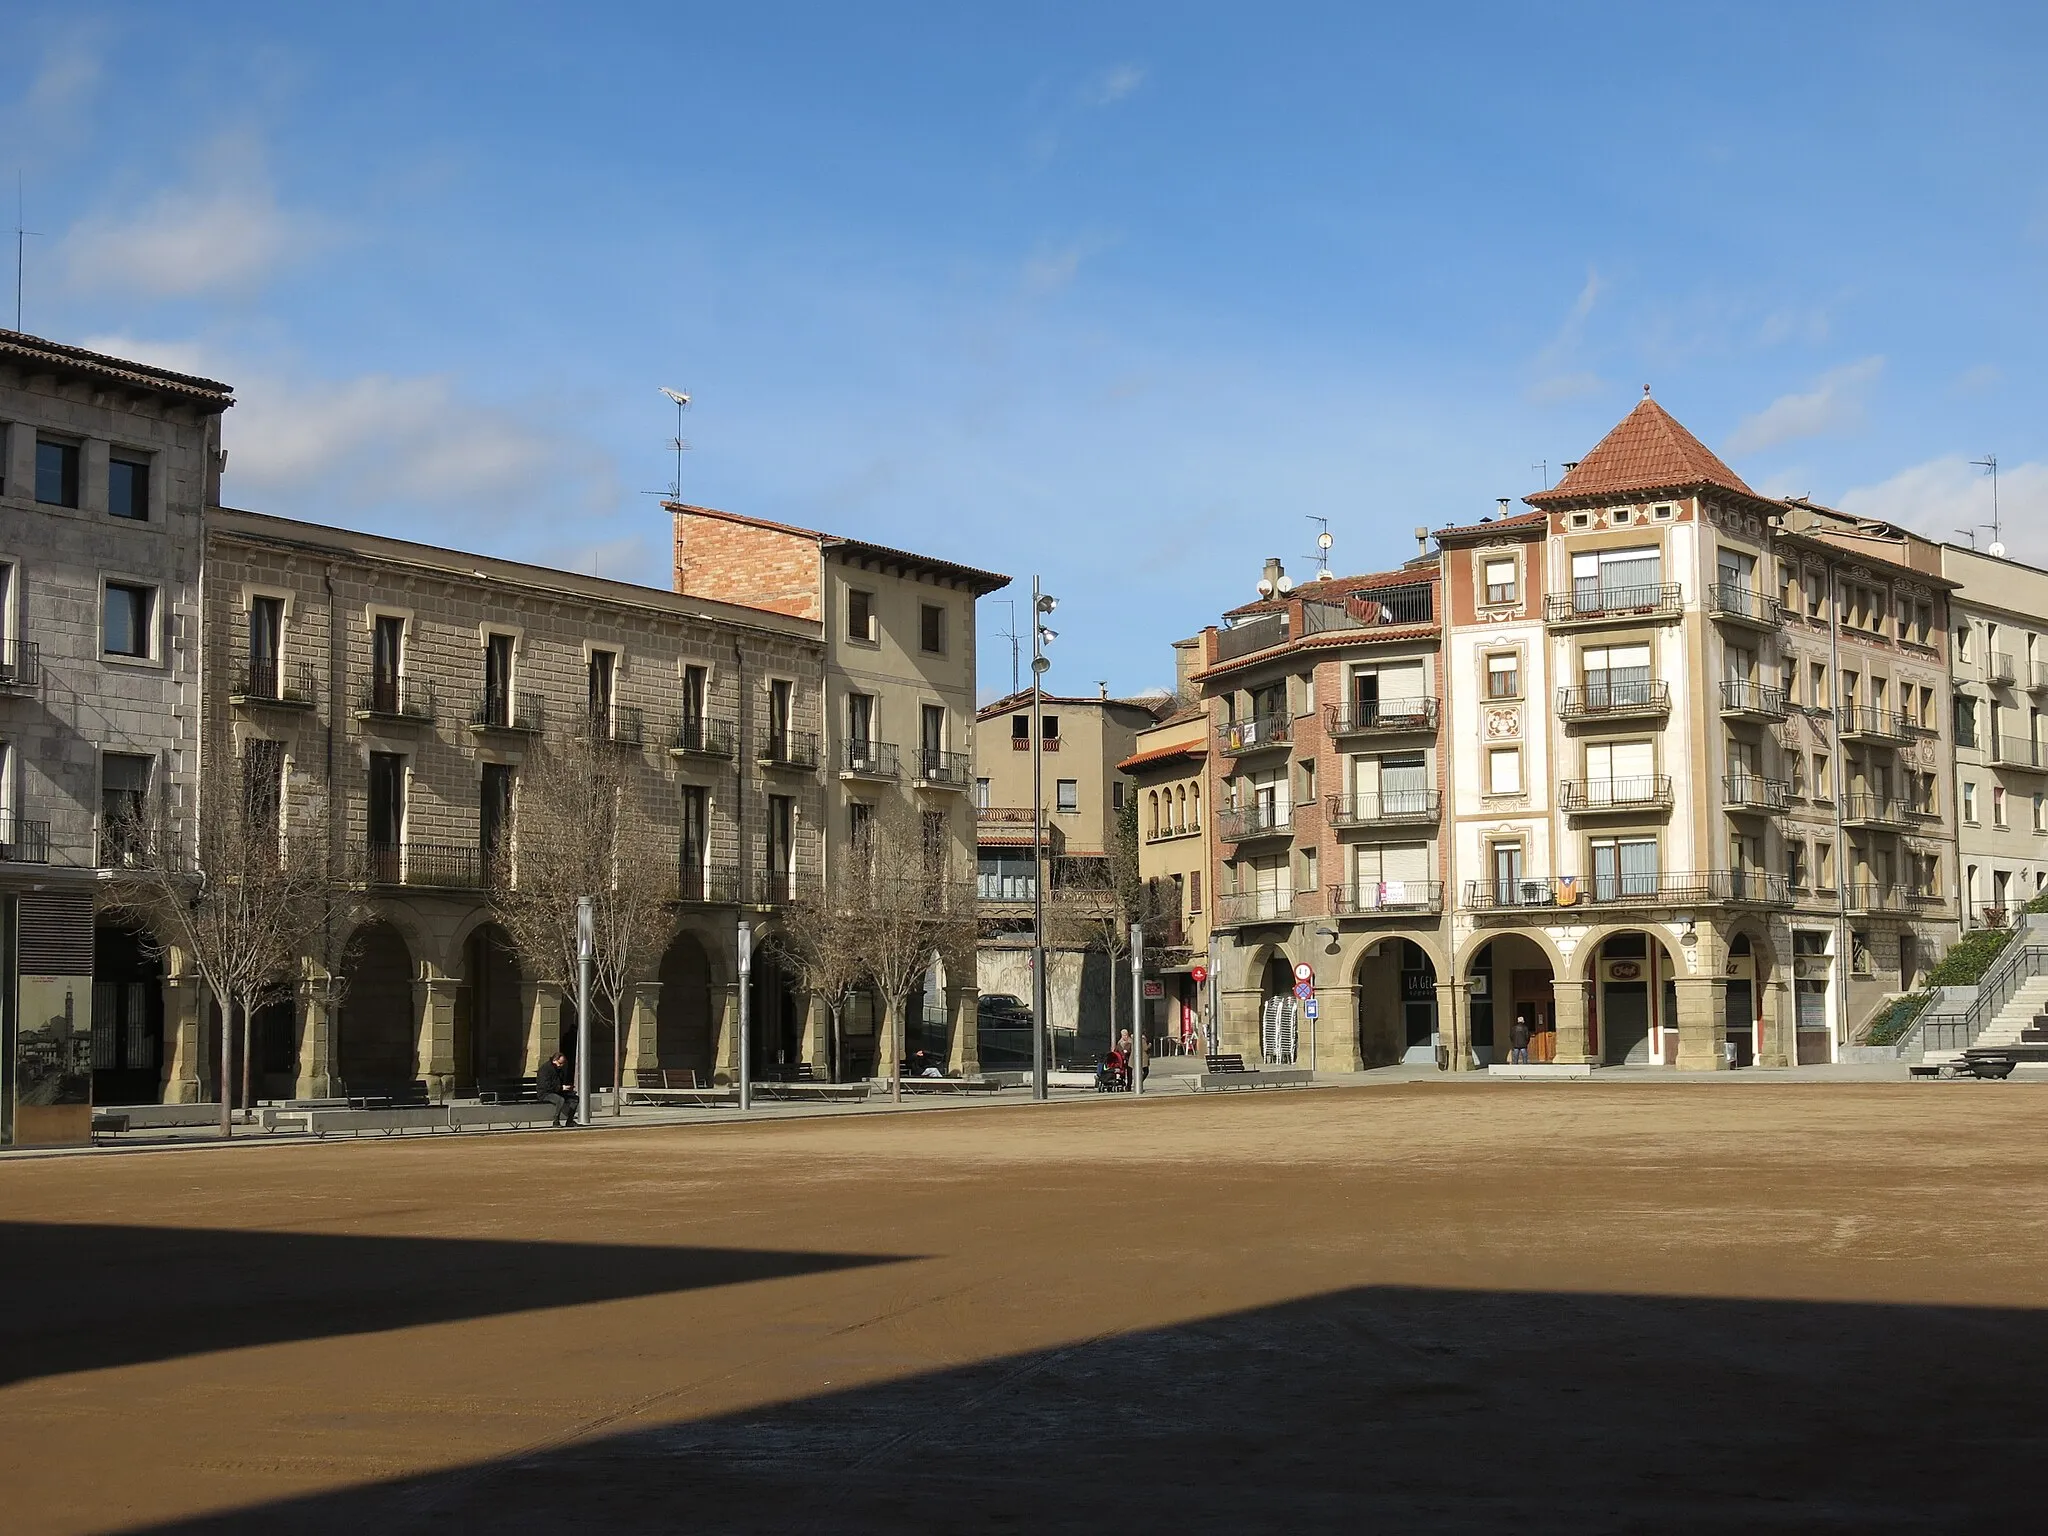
left=1119, top=708, right=1209, bottom=1050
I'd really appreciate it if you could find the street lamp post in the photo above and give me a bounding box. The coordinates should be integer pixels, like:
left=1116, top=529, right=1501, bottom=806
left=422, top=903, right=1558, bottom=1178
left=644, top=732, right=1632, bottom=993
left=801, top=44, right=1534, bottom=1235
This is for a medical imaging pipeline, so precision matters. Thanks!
left=1130, top=917, right=1145, bottom=1098
left=737, top=916, right=753, bottom=1112
left=576, top=895, right=593, bottom=1126
left=1030, top=576, right=1057, bottom=1102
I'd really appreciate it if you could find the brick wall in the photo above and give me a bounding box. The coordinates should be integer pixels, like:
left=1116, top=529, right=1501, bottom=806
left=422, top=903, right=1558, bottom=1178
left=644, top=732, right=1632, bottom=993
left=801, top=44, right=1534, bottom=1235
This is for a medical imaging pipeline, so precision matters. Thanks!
left=673, top=510, right=822, bottom=621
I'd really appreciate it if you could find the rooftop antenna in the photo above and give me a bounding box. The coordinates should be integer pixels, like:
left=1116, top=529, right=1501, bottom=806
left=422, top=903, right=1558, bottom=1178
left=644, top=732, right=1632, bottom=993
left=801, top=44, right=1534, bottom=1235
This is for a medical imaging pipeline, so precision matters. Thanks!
left=1970, top=453, right=2003, bottom=556
left=12, top=172, right=42, bottom=332
left=1532, top=459, right=1548, bottom=489
left=995, top=599, right=1020, bottom=693
left=1305, top=515, right=1334, bottom=580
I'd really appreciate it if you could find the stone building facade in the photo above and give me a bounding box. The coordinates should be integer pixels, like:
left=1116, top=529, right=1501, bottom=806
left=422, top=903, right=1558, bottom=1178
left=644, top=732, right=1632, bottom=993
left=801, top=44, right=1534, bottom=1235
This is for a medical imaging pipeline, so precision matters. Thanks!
left=0, top=331, right=231, bottom=1144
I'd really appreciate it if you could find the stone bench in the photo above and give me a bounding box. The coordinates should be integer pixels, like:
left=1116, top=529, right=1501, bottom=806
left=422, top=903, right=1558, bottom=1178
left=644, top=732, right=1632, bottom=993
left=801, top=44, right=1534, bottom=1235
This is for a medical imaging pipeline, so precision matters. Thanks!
left=1195, top=1068, right=1314, bottom=1092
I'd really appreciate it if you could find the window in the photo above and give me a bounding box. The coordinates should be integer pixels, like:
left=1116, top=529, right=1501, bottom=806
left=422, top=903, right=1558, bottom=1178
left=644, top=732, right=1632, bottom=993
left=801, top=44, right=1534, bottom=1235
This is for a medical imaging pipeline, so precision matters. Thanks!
left=975, top=777, right=991, bottom=809
left=847, top=692, right=874, bottom=749
left=587, top=650, right=616, bottom=735
left=1851, top=931, right=1874, bottom=976
left=248, top=595, right=283, bottom=697
left=372, top=615, right=405, bottom=712
left=1716, top=547, right=1757, bottom=599
left=1112, top=779, right=1126, bottom=813
left=768, top=678, right=794, bottom=757
left=847, top=588, right=875, bottom=643
left=1486, top=653, right=1520, bottom=699
left=1815, top=753, right=1832, bottom=798
left=1994, top=785, right=2008, bottom=828
left=767, top=794, right=796, bottom=886
left=919, top=602, right=946, bottom=655
left=1789, top=752, right=1806, bottom=798
left=1585, top=740, right=1655, bottom=802
left=108, top=456, right=150, bottom=520
left=242, top=738, right=285, bottom=860
left=1483, top=558, right=1518, bottom=605
left=1486, top=747, right=1522, bottom=795
left=1956, top=625, right=1973, bottom=663
left=483, top=632, right=515, bottom=724
left=1056, top=778, right=1079, bottom=813
left=847, top=799, right=874, bottom=857
left=1804, top=568, right=1823, bottom=620
left=35, top=439, right=79, bottom=507
left=1189, top=870, right=1203, bottom=913
left=1300, top=845, right=1318, bottom=893
left=1570, top=546, right=1663, bottom=613
left=1787, top=840, right=1808, bottom=889
left=368, top=751, right=406, bottom=850
left=680, top=663, right=709, bottom=743
left=2035, top=792, right=2045, bottom=833
left=100, top=752, right=154, bottom=864
left=678, top=783, right=708, bottom=894
left=102, top=581, right=154, bottom=659
left=1489, top=841, right=1525, bottom=904
left=1591, top=835, right=1659, bottom=900
left=920, top=702, right=946, bottom=767
left=1298, top=759, right=1316, bottom=802
left=1955, top=694, right=1979, bottom=749
left=1041, top=714, right=1061, bottom=750
left=482, top=763, right=515, bottom=877
left=1963, top=781, right=1979, bottom=823
left=1817, top=840, right=1836, bottom=889
left=1582, top=644, right=1651, bottom=708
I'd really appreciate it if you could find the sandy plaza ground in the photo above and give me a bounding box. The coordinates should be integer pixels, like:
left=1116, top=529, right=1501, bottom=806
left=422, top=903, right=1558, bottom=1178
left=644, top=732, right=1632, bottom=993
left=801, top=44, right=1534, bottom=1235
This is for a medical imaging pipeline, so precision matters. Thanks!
left=6, top=1079, right=2048, bottom=1533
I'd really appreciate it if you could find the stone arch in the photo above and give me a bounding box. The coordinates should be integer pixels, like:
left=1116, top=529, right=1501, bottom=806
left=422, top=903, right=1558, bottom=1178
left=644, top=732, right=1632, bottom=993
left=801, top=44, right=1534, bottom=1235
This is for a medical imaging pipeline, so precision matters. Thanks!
left=1227, top=938, right=1295, bottom=996
left=337, top=919, right=417, bottom=1089
left=1148, top=789, right=1160, bottom=838
left=1575, top=925, right=1686, bottom=1067
left=1349, top=932, right=1442, bottom=1068
left=1718, top=920, right=1778, bottom=1068
left=1451, top=924, right=1567, bottom=980
left=748, top=934, right=806, bottom=1080
left=1569, top=920, right=1689, bottom=983
left=655, top=929, right=716, bottom=1085
left=451, top=921, right=524, bottom=1094
left=1460, top=928, right=1564, bottom=1067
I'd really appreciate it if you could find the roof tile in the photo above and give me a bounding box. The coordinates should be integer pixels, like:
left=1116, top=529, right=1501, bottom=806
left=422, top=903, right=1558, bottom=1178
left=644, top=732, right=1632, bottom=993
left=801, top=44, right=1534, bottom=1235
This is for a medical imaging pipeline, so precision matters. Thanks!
left=1527, top=396, right=1753, bottom=505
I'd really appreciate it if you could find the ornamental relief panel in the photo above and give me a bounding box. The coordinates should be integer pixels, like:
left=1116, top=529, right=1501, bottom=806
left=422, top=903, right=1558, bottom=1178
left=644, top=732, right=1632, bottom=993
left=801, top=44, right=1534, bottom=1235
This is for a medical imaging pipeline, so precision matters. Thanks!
left=1484, top=706, right=1522, bottom=740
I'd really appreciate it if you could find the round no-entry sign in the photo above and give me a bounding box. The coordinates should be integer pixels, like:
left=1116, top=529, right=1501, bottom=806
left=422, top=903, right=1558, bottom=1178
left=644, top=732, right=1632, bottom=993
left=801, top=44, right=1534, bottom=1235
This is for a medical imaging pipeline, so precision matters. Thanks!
left=1294, top=962, right=1314, bottom=984
left=1191, top=965, right=1209, bottom=985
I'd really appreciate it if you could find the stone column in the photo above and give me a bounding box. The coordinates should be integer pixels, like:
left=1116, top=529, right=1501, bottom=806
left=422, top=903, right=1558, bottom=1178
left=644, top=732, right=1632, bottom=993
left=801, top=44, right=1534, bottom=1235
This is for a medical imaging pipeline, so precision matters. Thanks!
left=414, top=966, right=460, bottom=1101
left=627, top=982, right=663, bottom=1082
left=1434, top=980, right=1471, bottom=1072
left=1673, top=975, right=1728, bottom=1071
left=1221, top=986, right=1263, bottom=1060
left=295, top=966, right=341, bottom=1099
left=522, top=981, right=564, bottom=1074
left=1759, top=977, right=1793, bottom=1068
left=160, top=962, right=208, bottom=1104
left=1552, top=978, right=1594, bottom=1065
left=712, top=980, right=741, bottom=1085
left=947, top=984, right=980, bottom=1076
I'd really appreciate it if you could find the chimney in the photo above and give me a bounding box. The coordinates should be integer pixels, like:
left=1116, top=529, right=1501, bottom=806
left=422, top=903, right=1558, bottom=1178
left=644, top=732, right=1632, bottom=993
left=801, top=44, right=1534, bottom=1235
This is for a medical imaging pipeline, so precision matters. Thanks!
left=1260, top=556, right=1286, bottom=595
left=1098, top=681, right=1109, bottom=700
left=1413, top=526, right=1428, bottom=557
left=1496, top=498, right=1510, bottom=517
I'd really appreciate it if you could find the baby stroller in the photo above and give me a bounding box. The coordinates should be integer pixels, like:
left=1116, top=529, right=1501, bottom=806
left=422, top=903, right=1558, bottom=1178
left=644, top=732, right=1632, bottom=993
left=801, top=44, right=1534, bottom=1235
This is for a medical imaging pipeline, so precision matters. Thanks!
left=1094, top=1049, right=1129, bottom=1092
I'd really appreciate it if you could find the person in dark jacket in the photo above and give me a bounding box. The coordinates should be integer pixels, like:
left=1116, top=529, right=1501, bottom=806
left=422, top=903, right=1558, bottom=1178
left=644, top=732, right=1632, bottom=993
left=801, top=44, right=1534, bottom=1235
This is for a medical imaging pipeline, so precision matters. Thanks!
left=1509, top=1013, right=1532, bottom=1065
left=539, top=1051, right=577, bottom=1127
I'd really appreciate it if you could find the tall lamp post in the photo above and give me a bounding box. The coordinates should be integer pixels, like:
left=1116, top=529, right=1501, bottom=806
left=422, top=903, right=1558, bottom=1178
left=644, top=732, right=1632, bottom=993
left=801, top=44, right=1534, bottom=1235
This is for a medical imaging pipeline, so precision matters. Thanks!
left=1030, top=577, right=1058, bottom=1102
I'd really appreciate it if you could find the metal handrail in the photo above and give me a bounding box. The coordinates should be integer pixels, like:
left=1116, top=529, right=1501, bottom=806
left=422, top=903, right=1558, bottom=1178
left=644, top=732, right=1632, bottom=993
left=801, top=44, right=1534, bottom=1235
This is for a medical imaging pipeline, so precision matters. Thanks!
left=1708, top=583, right=1785, bottom=625
left=1841, top=793, right=1909, bottom=825
left=1993, top=737, right=2047, bottom=771
left=1544, top=583, right=1683, bottom=623
left=1724, top=774, right=1790, bottom=810
left=1328, top=790, right=1441, bottom=825
left=842, top=740, right=901, bottom=778
left=1719, top=680, right=1787, bottom=716
left=471, top=689, right=544, bottom=733
left=1559, top=775, right=1673, bottom=811
left=1913, top=929, right=2048, bottom=1056
left=760, top=729, right=820, bottom=769
left=1218, top=803, right=1293, bottom=841
left=0, top=639, right=41, bottom=691
left=1840, top=706, right=1912, bottom=741
left=1557, top=680, right=1669, bottom=718
left=1326, top=698, right=1439, bottom=735
left=916, top=747, right=972, bottom=784
left=669, top=715, right=736, bottom=756
left=1215, top=890, right=1296, bottom=924
left=231, top=658, right=317, bottom=707
left=359, top=676, right=436, bottom=721
left=1218, top=713, right=1292, bottom=753
left=1331, top=880, right=1444, bottom=915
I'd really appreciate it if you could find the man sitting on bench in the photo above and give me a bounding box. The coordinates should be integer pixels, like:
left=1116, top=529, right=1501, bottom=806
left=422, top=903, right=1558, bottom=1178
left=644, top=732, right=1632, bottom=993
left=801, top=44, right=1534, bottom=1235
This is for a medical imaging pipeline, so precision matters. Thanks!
left=539, top=1051, right=578, bottom=1128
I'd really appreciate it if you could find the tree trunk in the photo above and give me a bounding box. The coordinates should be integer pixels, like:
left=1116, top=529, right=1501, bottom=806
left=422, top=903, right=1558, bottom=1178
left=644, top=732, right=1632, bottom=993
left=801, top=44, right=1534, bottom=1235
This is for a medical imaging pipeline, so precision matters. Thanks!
left=608, top=984, right=626, bottom=1115
left=888, top=994, right=902, bottom=1104
left=215, top=987, right=233, bottom=1139
left=239, top=992, right=254, bottom=1118
left=828, top=1000, right=843, bottom=1084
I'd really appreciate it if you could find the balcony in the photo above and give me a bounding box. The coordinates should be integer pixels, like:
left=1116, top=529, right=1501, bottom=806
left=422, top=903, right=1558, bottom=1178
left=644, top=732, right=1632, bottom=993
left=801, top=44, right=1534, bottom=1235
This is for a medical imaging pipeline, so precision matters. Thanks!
left=1708, top=582, right=1785, bottom=630
left=356, top=677, right=436, bottom=725
left=1559, top=776, right=1674, bottom=814
left=1214, top=889, right=1297, bottom=926
left=1544, top=583, right=1684, bottom=628
left=1556, top=681, right=1670, bottom=723
left=1465, top=877, right=1561, bottom=911
left=1217, top=803, right=1293, bottom=843
left=667, top=715, right=736, bottom=759
left=231, top=658, right=318, bottom=711
left=1325, top=698, right=1439, bottom=737
left=2030, top=662, right=2048, bottom=695
left=753, top=870, right=798, bottom=906
left=1840, top=706, right=1912, bottom=745
left=1844, top=883, right=1911, bottom=916
left=759, top=729, right=820, bottom=771
left=1723, top=774, right=1790, bottom=813
left=0, top=639, right=39, bottom=694
left=1991, top=736, right=2048, bottom=774
left=915, top=747, right=972, bottom=788
left=1991, top=652, right=2017, bottom=686
left=0, top=815, right=52, bottom=864
left=1145, top=820, right=1202, bottom=843
left=1575, top=870, right=1792, bottom=909
left=1217, top=713, right=1291, bottom=756
left=1719, top=680, right=1788, bottom=722
left=579, top=705, right=644, bottom=749
left=1328, top=790, right=1441, bottom=830
left=1841, top=793, right=1911, bottom=829
left=1331, top=880, right=1444, bottom=916
left=674, top=861, right=740, bottom=905
left=840, top=740, right=900, bottom=780
left=350, top=842, right=486, bottom=890
left=469, top=689, right=544, bottom=735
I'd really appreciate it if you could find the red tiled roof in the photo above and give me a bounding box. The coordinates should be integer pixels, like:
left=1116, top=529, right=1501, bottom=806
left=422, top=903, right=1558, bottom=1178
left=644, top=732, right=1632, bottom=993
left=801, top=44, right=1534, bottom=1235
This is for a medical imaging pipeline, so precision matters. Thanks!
left=1222, top=565, right=1437, bottom=620
left=975, top=689, right=1177, bottom=723
left=0, top=328, right=234, bottom=406
left=1432, top=509, right=1548, bottom=543
left=1115, top=739, right=1207, bottom=773
left=1526, top=396, right=1754, bottom=506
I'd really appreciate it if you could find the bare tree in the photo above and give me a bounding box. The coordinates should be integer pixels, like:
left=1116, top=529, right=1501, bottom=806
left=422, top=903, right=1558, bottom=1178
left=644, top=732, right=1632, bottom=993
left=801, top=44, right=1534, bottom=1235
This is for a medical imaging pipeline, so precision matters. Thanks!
left=490, top=732, right=672, bottom=1111
left=1044, top=796, right=1168, bottom=1054
left=850, top=799, right=974, bottom=1102
left=102, top=737, right=346, bottom=1136
left=777, top=889, right=869, bottom=1083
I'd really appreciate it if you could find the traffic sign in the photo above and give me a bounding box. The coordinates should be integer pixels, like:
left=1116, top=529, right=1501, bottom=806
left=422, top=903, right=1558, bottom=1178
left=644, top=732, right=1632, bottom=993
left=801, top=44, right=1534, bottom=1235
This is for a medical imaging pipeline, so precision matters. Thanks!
left=1191, top=965, right=1209, bottom=985
left=1303, top=1000, right=1319, bottom=1020
left=1293, top=962, right=1314, bottom=984
left=1294, top=981, right=1314, bottom=1001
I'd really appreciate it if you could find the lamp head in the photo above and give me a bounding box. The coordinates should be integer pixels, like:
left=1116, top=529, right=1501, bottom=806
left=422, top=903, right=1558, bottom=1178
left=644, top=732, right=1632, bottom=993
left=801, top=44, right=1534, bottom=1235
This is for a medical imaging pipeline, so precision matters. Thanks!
left=660, top=388, right=691, bottom=407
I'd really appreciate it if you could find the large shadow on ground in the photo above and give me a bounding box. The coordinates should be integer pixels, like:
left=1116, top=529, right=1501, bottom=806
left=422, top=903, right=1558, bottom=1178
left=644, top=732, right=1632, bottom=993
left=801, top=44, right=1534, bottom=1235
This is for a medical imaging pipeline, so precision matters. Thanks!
left=0, top=1222, right=909, bottom=1387
left=126, top=1282, right=2046, bottom=1532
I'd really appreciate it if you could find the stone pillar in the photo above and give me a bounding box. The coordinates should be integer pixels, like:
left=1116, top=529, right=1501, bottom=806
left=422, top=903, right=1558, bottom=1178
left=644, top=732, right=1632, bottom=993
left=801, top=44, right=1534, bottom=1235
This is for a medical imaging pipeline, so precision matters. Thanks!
left=160, top=963, right=208, bottom=1103
left=627, top=982, right=663, bottom=1082
left=1673, top=975, right=1728, bottom=1071
left=712, top=980, right=741, bottom=1085
left=522, top=981, right=564, bottom=1074
left=295, top=966, right=341, bottom=1099
left=1552, top=978, right=1594, bottom=1065
left=947, top=984, right=980, bottom=1076
left=1434, top=980, right=1471, bottom=1072
left=1221, top=986, right=1263, bottom=1060
left=414, top=966, right=460, bottom=1101
left=1759, top=977, right=1793, bottom=1068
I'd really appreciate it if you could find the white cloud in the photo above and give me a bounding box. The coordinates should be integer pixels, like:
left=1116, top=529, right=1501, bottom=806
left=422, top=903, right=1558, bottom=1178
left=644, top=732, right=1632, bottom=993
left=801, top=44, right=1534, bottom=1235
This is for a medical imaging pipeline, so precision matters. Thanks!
left=1838, top=455, right=2048, bottom=564
left=60, top=134, right=322, bottom=298
left=1527, top=267, right=1604, bottom=398
left=1087, top=64, right=1146, bottom=107
left=2, top=29, right=104, bottom=160
left=1724, top=356, right=1884, bottom=457
left=1525, top=371, right=1604, bottom=405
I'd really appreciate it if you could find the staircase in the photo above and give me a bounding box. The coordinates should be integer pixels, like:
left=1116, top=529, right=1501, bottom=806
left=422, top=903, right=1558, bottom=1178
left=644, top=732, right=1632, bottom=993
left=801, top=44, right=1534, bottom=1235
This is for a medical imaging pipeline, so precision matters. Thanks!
left=1916, top=974, right=2048, bottom=1072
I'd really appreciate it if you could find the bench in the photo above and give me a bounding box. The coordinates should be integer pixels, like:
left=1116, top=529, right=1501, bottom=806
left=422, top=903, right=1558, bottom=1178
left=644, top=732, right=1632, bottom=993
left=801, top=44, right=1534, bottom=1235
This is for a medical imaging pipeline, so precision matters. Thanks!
left=1915, top=1043, right=2048, bottom=1080
left=299, top=1106, right=452, bottom=1137
left=342, top=1079, right=434, bottom=1110
left=897, top=1076, right=1004, bottom=1095
left=450, top=1101, right=560, bottom=1130
left=623, top=1068, right=737, bottom=1107
left=1193, top=1054, right=1314, bottom=1092
left=95, top=1102, right=227, bottom=1130
left=477, top=1076, right=539, bottom=1104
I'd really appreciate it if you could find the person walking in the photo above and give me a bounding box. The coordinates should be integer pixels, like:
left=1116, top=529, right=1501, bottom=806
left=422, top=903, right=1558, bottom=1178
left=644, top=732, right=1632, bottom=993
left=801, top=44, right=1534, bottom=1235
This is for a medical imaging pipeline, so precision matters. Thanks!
left=539, top=1050, right=578, bottom=1127
left=1509, top=1012, right=1532, bottom=1066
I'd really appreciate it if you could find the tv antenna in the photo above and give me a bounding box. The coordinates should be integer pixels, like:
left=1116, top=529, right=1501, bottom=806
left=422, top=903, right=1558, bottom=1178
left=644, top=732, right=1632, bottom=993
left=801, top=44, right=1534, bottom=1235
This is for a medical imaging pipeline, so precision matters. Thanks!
left=12, top=173, right=42, bottom=332
left=1970, top=453, right=2003, bottom=556
left=1304, top=516, right=1334, bottom=581
left=995, top=599, right=1021, bottom=693
left=1532, top=459, right=1548, bottom=488
left=641, top=387, right=692, bottom=500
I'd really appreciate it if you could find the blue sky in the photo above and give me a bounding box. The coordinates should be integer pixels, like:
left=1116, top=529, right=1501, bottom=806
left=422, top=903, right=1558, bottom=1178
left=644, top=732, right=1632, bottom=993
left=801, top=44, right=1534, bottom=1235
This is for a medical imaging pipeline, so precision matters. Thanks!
left=7, top=3, right=2048, bottom=699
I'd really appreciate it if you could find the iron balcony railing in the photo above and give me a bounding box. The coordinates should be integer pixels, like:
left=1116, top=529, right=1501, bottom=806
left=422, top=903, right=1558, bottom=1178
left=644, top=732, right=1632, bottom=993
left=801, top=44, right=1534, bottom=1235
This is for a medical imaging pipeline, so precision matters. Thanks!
left=753, top=870, right=802, bottom=905
left=0, top=639, right=40, bottom=692
left=1465, top=876, right=1561, bottom=910
left=1724, top=774, right=1790, bottom=812
left=232, top=658, right=318, bottom=709
left=668, top=715, right=736, bottom=758
left=1217, top=803, right=1293, bottom=842
left=1708, top=582, right=1785, bottom=627
left=1840, top=706, right=1912, bottom=744
left=1466, top=870, right=1790, bottom=909
left=1843, top=883, right=1910, bottom=915
left=1991, top=652, right=2017, bottom=685
left=1544, top=583, right=1684, bottom=625
left=1145, top=821, right=1201, bottom=842
left=915, top=747, right=972, bottom=786
left=1217, top=713, right=1292, bottom=755
left=1331, top=880, right=1443, bottom=916
left=1326, top=698, right=1438, bottom=735
left=760, top=729, right=820, bottom=770
left=674, top=860, right=740, bottom=905
left=1328, top=790, right=1441, bottom=827
left=841, top=740, right=900, bottom=779
left=359, top=676, right=436, bottom=722
left=1841, top=793, right=1910, bottom=827
left=1559, top=776, right=1674, bottom=813
left=0, top=815, right=52, bottom=864
left=583, top=704, right=644, bottom=747
left=2031, top=662, right=2048, bottom=694
left=1719, top=680, right=1788, bottom=719
left=1556, top=680, right=1670, bottom=720
left=1215, top=889, right=1297, bottom=925
left=1992, top=736, right=2048, bottom=772
left=470, top=689, right=544, bottom=733
left=351, top=842, right=485, bottom=889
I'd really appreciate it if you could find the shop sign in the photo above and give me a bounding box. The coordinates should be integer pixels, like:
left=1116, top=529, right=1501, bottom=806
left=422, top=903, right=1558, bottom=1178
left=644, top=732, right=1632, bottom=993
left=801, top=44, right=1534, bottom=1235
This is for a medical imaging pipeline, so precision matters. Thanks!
left=1142, top=980, right=1164, bottom=999
left=1191, top=965, right=1209, bottom=985
left=1605, top=960, right=1644, bottom=983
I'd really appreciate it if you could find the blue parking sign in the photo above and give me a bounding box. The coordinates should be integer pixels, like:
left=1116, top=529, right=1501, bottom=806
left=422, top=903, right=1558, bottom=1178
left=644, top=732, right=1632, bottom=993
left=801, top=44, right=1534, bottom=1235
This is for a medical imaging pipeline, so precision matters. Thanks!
left=1303, top=999, right=1319, bottom=1019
